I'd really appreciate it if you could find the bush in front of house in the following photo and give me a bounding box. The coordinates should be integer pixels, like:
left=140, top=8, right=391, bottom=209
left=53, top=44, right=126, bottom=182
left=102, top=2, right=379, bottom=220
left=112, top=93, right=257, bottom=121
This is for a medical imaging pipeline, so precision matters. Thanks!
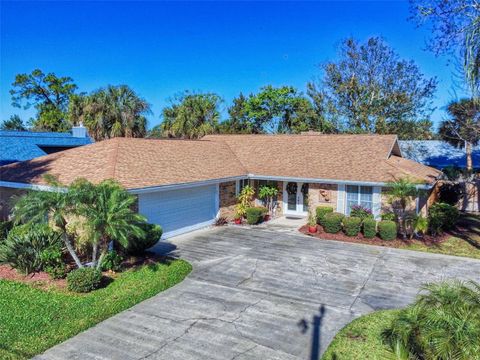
left=0, top=223, right=62, bottom=275
left=316, top=206, right=334, bottom=225
left=245, top=207, right=267, bottom=225
left=101, top=250, right=123, bottom=272
left=350, top=205, right=374, bottom=221
left=124, top=222, right=163, bottom=255
left=67, top=267, right=103, bottom=293
left=383, top=281, right=480, bottom=360
left=378, top=220, right=397, bottom=240
left=0, top=220, right=13, bottom=242
left=428, top=202, right=460, bottom=236
left=363, top=218, right=377, bottom=238
left=381, top=212, right=396, bottom=221
left=40, top=246, right=67, bottom=279
left=343, top=216, right=362, bottom=236
left=323, top=212, right=345, bottom=233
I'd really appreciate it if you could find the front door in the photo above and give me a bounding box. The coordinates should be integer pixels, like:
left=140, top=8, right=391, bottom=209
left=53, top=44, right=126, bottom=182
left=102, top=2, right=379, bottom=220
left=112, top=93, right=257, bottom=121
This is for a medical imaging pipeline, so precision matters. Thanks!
left=284, top=182, right=309, bottom=216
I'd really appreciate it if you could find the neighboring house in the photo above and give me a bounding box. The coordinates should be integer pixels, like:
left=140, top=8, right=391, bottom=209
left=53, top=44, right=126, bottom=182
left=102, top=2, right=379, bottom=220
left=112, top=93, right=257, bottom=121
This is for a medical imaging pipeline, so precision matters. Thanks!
left=0, top=125, right=92, bottom=166
left=399, top=140, right=477, bottom=169
left=0, top=134, right=440, bottom=238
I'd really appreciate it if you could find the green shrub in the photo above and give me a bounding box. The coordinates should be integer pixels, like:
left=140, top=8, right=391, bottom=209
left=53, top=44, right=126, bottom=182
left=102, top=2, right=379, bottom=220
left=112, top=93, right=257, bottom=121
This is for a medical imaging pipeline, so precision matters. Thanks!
left=0, top=220, right=13, bottom=242
left=101, top=250, right=123, bottom=271
left=378, top=220, right=397, bottom=241
left=381, top=212, right=396, bottom=221
left=0, top=223, right=62, bottom=274
left=383, top=281, right=480, bottom=360
left=316, top=206, right=334, bottom=225
left=363, top=218, right=377, bottom=238
left=343, top=216, right=362, bottom=236
left=350, top=205, right=374, bottom=220
left=40, top=246, right=66, bottom=279
left=245, top=207, right=266, bottom=225
left=67, top=267, right=103, bottom=293
left=124, top=222, right=163, bottom=255
left=323, top=212, right=345, bottom=233
left=428, top=202, right=460, bottom=235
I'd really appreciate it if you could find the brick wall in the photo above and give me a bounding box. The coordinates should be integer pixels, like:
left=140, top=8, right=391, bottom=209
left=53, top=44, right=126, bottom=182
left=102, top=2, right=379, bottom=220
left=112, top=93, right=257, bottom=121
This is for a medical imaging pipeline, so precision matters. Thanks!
left=219, top=181, right=237, bottom=219
left=307, top=183, right=338, bottom=214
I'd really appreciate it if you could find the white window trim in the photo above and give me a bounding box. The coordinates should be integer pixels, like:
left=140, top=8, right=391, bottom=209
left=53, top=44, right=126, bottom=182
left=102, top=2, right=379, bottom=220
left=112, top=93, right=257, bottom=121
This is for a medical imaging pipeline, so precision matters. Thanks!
left=344, top=185, right=379, bottom=217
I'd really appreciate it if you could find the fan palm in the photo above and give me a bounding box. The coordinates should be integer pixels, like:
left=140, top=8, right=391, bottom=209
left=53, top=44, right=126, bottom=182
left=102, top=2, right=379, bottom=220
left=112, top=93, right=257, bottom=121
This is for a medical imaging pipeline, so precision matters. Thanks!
left=70, top=85, right=150, bottom=141
left=12, top=175, right=83, bottom=268
left=386, top=177, right=418, bottom=239
left=70, top=179, right=145, bottom=269
left=384, top=280, right=480, bottom=360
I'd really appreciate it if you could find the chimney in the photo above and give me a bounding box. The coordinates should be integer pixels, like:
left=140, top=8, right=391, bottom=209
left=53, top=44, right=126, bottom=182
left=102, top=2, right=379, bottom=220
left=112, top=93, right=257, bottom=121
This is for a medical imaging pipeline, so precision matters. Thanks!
left=72, top=123, right=88, bottom=138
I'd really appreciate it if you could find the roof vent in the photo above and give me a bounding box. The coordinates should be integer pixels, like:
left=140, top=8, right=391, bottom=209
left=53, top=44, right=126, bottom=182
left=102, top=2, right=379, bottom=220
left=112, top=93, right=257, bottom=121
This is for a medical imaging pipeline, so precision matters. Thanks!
left=72, top=123, right=88, bottom=138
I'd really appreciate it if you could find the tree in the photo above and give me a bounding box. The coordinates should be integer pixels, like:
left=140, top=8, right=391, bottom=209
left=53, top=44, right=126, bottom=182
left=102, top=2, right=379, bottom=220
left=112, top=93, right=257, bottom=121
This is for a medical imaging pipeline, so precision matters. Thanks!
left=409, top=0, right=480, bottom=97
left=68, top=85, right=150, bottom=141
left=310, top=37, right=437, bottom=137
left=217, top=93, right=255, bottom=134
left=386, top=177, right=419, bottom=239
left=12, top=176, right=83, bottom=268
left=439, top=98, right=480, bottom=171
left=0, top=115, right=26, bottom=131
left=157, top=92, right=222, bottom=139
left=219, top=86, right=320, bottom=134
left=10, top=69, right=77, bottom=132
left=70, top=179, right=145, bottom=270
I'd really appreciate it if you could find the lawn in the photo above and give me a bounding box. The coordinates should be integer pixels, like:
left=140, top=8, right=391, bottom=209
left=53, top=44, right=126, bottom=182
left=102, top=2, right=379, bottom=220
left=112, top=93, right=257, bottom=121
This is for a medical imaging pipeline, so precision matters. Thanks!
left=403, top=213, right=480, bottom=260
left=0, top=259, right=192, bottom=360
left=322, top=310, right=398, bottom=360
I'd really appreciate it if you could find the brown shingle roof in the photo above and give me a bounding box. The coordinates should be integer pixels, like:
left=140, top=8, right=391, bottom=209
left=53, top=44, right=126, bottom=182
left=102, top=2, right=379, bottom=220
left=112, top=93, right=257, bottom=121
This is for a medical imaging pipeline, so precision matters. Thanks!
left=203, top=134, right=441, bottom=184
left=0, top=138, right=248, bottom=189
left=0, top=134, right=441, bottom=189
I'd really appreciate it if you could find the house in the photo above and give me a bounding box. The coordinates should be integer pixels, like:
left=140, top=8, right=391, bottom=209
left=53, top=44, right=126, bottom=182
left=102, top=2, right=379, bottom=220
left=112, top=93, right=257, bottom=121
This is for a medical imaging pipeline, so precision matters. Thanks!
left=0, top=124, right=92, bottom=166
left=0, top=134, right=441, bottom=238
left=399, top=140, right=476, bottom=170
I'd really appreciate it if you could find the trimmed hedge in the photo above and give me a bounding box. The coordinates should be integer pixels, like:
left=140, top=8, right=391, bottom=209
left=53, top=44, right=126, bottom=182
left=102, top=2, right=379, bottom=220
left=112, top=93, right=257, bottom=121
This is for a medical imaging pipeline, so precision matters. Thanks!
left=428, top=202, right=459, bottom=235
left=323, top=212, right=345, bottom=233
left=316, top=206, right=334, bottom=225
left=124, top=222, right=162, bottom=255
left=378, top=220, right=397, bottom=241
left=67, top=267, right=103, bottom=293
left=363, top=218, right=377, bottom=238
left=343, top=216, right=362, bottom=236
left=245, top=207, right=267, bottom=225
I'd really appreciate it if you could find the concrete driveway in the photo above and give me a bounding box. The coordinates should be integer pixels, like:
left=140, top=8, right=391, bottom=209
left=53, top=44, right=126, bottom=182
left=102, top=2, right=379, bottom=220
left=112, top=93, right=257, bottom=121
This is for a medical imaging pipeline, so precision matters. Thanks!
left=35, top=226, right=480, bottom=360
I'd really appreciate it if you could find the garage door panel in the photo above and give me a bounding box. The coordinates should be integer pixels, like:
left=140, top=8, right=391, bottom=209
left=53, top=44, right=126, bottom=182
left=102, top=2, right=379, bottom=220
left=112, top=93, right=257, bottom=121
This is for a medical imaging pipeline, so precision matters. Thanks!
left=138, top=185, right=217, bottom=238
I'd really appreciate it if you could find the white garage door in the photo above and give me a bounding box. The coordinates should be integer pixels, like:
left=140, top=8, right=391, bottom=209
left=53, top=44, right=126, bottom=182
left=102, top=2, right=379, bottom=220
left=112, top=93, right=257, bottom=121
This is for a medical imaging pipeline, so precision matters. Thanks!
left=138, top=185, right=218, bottom=239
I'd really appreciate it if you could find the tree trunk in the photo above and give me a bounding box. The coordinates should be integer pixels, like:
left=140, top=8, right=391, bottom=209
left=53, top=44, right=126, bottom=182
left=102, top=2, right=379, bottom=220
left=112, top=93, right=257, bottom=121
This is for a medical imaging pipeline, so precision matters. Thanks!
left=466, top=141, right=473, bottom=171
left=63, top=233, right=83, bottom=268
left=96, top=249, right=107, bottom=271
left=91, top=242, right=98, bottom=267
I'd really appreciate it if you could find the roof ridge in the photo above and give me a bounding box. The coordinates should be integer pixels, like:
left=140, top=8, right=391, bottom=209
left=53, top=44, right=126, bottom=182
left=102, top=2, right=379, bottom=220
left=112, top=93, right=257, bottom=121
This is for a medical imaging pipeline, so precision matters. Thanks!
left=217, top=139, right=250, bottom=174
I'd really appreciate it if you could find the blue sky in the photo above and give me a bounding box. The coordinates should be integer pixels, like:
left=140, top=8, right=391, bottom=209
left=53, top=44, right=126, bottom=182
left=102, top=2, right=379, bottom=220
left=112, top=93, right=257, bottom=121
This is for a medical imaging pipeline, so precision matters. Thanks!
left=0, top=1, right=466, bottom=130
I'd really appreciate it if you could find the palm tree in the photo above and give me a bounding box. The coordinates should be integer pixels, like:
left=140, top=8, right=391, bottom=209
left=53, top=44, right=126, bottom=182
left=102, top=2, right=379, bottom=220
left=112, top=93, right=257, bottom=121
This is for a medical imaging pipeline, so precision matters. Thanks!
left=440, top=98, right=480, bottom=171
left=386, top=177, right=418, bottom=239
left=69, top=85, right=150, bottom=141
left=12, top=175, right=83, bottom=268
left=70, top=179, right=145, bottom=269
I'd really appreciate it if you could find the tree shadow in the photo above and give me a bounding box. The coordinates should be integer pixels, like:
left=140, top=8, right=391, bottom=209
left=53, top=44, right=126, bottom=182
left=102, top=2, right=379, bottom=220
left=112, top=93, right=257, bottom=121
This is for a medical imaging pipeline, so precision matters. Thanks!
left=298, top=304, right=326, bottom=360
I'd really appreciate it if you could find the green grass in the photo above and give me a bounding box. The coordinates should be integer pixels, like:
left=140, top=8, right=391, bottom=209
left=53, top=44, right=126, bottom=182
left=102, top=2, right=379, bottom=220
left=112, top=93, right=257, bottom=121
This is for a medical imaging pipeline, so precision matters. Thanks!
left=322, top=310, right=398, bottom=360
left=0, top=259, right=192, bottom=360
left=402, top=213, right=480, bottom=260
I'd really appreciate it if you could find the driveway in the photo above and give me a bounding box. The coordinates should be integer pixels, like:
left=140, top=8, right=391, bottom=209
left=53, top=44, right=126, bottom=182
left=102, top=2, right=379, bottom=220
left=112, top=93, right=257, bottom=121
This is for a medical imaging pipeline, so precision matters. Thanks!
left=35, top=226, right=480, bottom=360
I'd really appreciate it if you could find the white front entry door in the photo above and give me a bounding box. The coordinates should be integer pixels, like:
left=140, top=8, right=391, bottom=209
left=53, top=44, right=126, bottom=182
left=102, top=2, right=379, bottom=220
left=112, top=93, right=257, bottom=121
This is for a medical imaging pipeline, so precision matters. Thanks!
left=283, top=182, right=309, bottom=216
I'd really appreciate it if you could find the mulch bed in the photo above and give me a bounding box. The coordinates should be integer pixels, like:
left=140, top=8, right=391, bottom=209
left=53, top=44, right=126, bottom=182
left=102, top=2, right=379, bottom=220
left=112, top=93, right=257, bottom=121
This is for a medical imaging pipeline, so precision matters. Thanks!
left=299, top=224, right=451, bottom=249
left=0, top=252, right=170, bottom=290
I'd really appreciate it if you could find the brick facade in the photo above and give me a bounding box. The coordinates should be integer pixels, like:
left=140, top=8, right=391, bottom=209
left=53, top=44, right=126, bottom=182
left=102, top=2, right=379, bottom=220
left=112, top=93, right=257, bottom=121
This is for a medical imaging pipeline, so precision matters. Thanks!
left=219, top=181, right=237, bottom=219
left=307, top=183, right=338, bottom=214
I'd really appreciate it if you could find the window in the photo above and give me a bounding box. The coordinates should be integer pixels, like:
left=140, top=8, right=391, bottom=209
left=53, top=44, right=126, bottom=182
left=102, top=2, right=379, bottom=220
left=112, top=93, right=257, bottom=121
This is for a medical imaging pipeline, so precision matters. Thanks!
left=345, top=185, right=373, bottom=215
left=236, top=179, right=249, bottom=195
